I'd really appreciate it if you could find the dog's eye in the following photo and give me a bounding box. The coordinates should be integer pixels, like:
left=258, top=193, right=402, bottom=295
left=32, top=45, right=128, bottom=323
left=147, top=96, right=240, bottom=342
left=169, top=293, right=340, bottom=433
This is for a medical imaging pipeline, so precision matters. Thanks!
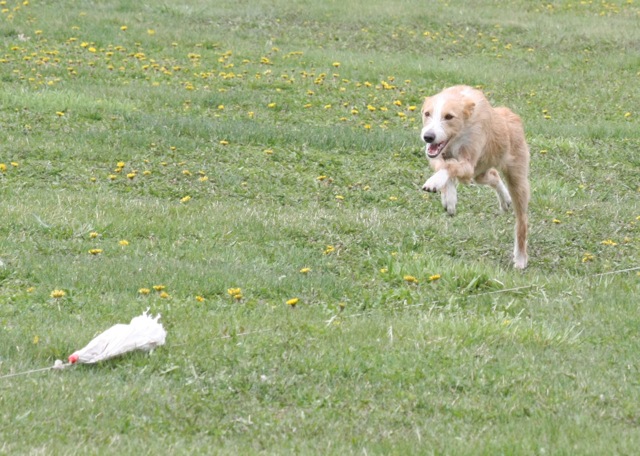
left=444, top=113, right=454, bottom=120
left=424, top=111, right=430, bottom=118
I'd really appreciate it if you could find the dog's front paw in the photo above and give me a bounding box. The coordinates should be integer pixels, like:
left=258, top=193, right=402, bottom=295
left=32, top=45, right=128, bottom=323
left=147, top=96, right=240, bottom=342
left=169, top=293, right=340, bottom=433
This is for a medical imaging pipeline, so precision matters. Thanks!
left=441, top=179, right=457, bottom=216
left=422, top=169, right=449, bottom=193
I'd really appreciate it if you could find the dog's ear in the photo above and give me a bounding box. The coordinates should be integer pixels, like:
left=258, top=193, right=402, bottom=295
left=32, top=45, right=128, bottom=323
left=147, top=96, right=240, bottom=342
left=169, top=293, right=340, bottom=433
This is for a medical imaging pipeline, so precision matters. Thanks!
left=463, top=100, right=475, bottom=119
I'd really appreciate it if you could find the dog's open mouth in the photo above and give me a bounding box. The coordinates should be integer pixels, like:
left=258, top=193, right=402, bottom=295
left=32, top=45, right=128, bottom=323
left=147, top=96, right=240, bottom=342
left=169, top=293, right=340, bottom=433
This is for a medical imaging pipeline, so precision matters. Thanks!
left=426, top=140, right=449, bottom=158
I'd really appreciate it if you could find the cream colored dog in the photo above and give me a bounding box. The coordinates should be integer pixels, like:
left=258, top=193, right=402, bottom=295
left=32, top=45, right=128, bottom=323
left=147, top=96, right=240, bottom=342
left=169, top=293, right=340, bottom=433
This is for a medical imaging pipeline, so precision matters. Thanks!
left=420, top=85, right=530, bottom=269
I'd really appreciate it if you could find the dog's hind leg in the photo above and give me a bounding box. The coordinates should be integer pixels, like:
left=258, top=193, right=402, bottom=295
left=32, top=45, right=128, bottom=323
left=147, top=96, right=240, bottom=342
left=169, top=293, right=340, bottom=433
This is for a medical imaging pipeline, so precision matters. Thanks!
left=475, top=169, right=511, bottom=212
left=503, top=166, right=530, bottom=269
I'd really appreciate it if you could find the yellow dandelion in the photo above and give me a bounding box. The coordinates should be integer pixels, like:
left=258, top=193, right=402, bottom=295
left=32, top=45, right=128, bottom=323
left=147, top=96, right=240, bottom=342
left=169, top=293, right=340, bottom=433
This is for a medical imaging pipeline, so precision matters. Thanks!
left=88, top=248, right=103, bottom=255
left=219, top=140, right=229, bottom=146
left=118, top=240, right=129, bottom=246
left=199, top=176, right=208, bottom=182
left=120, top=25, right=128, bottom=31
left=335, top=195, right=344, bottom=200
left=0, top=164, right=6, bottom=172
left=147, top=29, right=155, bottom=35
left=195, top=295, right=205, bottom=302
left=553, top=218, right=561, bottom=224
left=56, top=111, right=65, bottom=117
left=139, top=288, right=151, bottom=295
left=267, top=102, right=276, bottom=108
left=389, top=196, right=398, bottom=201
left=153, top=285, right=166, bottom=291
left=428, top=274, right=441, bottom=282
left=159, top=291, right=170, bottom=299
left=601, top=239, right=617, bottom=246
left=33, top=335, right=40, bottom=345
left=332, top=62, right=340, bottom=67
left=324, top=245, right=335, bottom=255
left=317, top=175, right=328, bottom=181
left=89, top=231, right=99, bottom=238
left=27, top=287, right=35, bottom=293
left=108, top=174, right=117, bottom=180
left=10, top=162, right=18, bottom=167
left=180, top=195, right=191, bottom=203
left=50, top=289, right=66, bottom=299
left=286, top=297, right=299, bottom=307
left=299, top=267, right=311, bottom=274
left=582, top=253, right=595, bottom=263
left=226, top=287, right=243, bottom=300
left=380, top=268, right=388, bottom=273
left=403, top=275, right=419, bottom=284
left=127, top=172, right=136, bottom=179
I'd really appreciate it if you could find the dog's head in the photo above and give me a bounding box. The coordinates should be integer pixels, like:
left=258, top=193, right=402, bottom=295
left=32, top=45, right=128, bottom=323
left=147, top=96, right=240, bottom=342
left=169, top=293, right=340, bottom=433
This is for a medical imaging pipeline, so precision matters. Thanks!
left=420, top=87, right=475, bottom=159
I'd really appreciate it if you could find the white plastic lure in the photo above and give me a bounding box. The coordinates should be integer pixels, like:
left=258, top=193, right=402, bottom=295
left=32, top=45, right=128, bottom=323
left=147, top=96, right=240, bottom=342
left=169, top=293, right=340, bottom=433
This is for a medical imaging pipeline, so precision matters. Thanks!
left=67, top=309, right=166, bottom=364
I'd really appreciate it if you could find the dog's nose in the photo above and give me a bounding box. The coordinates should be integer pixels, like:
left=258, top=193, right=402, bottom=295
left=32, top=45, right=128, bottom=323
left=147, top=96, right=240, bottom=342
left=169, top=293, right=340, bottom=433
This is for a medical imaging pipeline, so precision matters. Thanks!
left=422, top=132, right=435, bottom=143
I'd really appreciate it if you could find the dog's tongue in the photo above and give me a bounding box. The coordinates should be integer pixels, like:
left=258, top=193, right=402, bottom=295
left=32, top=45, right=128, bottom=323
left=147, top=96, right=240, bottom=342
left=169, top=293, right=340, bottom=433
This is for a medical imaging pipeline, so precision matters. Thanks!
left=428, top=143, right=444, bottom=157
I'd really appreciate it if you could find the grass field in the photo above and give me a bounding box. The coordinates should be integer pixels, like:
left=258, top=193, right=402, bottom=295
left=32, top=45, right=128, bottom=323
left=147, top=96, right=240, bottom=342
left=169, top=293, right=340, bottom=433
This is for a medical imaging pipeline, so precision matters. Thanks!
left=1, top=0, right=639, bottom=453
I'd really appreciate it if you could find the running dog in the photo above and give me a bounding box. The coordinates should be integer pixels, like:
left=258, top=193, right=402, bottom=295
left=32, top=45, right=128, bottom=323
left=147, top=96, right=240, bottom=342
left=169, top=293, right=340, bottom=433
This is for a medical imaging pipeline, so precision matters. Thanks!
left=420, top=85, right=530, bottom=269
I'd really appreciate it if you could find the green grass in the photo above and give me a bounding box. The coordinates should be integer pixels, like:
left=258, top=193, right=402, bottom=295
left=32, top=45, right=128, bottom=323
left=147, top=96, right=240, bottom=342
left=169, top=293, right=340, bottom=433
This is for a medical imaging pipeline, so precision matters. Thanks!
left=1, top=0, right=639, bottom=453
